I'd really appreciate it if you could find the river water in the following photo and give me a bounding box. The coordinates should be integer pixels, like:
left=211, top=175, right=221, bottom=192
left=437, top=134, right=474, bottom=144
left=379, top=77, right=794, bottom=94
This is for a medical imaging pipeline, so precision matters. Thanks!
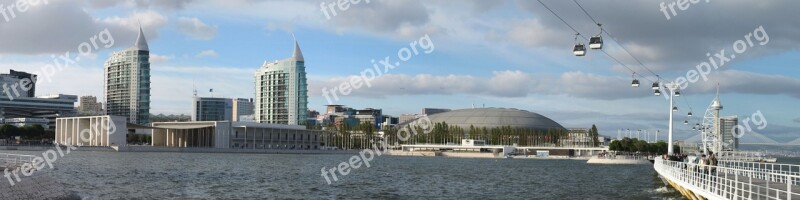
left=3, top=150, right=685, bottom=199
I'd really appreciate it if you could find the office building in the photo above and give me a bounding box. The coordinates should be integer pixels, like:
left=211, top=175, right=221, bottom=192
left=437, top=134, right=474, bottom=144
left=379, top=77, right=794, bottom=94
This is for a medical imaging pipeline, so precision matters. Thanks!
left=0, top=94, right=77, bottom=128
left=232, top=98, right=254, bottom=121
left=104, top=26, right=151, bottom=124
left=192, top=96, right=233, bottom=121
left=0, top=70, right=37, bottom=99
left=254, top=40, right=308, bottom=125
left=354, top=108, right=383, bottom=128
left=78, top=96, right=104, bottom=115
left=718, top=116, right=739, bottom=151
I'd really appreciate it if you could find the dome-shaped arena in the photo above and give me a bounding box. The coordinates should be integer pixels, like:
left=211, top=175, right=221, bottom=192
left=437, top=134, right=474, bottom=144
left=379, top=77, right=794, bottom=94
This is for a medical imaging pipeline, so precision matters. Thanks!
left=423, top=108, right=565, bottom=132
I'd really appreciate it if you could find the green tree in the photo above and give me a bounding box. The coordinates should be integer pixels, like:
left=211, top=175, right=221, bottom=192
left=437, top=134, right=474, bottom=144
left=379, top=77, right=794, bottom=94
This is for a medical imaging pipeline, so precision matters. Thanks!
left=590, top=124, right=600, bottom=147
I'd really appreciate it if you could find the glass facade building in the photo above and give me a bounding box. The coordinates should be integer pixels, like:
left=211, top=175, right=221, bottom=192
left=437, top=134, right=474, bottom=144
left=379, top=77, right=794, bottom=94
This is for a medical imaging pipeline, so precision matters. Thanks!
left=104, top=26, right=151, bottom=124
left=254, top=40, right=308, bottom=125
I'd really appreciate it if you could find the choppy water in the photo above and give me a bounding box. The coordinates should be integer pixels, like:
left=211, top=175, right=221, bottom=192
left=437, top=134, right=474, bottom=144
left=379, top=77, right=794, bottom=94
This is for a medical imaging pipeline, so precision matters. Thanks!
left=3, top=150, right=684, bottom=199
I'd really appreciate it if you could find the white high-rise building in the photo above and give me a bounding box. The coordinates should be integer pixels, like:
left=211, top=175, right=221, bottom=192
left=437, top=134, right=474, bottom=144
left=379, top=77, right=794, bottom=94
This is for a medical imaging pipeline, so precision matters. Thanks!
left=104, top=26, right=151, bottom=124
left=254, top=40, right=308, bottom=125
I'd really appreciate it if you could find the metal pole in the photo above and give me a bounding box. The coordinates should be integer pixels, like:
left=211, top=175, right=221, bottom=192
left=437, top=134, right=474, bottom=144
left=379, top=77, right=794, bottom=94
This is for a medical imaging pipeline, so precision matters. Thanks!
left=668, top=84, right=675, bottom=155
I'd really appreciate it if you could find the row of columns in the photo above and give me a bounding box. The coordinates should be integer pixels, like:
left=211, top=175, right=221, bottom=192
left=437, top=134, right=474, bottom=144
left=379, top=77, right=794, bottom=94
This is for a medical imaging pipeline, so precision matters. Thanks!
left=164, top=127, right=214, bottom=148
left=235, top=128, right=321, bottom=149
left=55, top=117, right=109, bottom=146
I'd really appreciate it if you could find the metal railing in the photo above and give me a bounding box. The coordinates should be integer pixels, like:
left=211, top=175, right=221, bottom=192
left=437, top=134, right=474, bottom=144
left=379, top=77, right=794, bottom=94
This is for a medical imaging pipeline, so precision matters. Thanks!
left=719, top=160, right=800, bottom=183
left=655, top=157, right=800, bottom=200
left=0, top=153, right=37, bottom=169
left=718, top=151, right=768, bottom=162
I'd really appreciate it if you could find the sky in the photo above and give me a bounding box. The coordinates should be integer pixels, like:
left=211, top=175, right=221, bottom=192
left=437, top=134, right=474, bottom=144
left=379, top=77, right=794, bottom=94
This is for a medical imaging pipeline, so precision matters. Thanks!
left=0, top=0, right=798, bottom=142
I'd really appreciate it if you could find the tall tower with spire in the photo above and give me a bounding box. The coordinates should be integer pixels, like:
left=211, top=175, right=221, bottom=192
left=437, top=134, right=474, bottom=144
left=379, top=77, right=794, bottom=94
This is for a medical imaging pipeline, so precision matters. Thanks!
left=104, top=25, right=151, bottom=124
left=711, top=83, right=724, bottom=152
left=254, top=38, right=308, bottom=125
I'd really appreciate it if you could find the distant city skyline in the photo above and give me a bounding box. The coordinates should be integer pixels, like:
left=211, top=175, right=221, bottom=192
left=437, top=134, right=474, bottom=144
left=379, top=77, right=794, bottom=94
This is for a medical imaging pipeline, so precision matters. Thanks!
left=1, top=1, right=799, bottom=141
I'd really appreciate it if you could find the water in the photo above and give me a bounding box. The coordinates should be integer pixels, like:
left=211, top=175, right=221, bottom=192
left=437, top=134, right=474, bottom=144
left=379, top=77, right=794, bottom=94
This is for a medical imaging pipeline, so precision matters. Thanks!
left=3, top=150, right=683, bottom=199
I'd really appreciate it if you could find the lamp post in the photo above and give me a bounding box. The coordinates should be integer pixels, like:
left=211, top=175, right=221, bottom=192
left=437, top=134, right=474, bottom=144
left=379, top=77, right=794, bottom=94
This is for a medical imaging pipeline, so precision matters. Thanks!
left=663, top=83, right=679, bottom=155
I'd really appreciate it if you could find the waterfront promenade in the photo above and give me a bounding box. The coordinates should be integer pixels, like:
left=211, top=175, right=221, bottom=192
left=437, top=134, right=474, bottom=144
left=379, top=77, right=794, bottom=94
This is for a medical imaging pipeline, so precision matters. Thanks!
left=655, top=157, right=800, bottom=199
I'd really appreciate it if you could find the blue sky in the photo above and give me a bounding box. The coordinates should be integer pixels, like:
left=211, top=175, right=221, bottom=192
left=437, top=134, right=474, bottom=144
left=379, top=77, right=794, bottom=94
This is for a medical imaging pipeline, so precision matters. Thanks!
left=0, top=0, right=798, bottom=142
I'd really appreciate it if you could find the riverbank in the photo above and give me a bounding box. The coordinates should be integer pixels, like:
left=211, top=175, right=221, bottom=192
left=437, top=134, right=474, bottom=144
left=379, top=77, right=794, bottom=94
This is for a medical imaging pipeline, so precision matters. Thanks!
left=385, top=150, right=592, bottom=160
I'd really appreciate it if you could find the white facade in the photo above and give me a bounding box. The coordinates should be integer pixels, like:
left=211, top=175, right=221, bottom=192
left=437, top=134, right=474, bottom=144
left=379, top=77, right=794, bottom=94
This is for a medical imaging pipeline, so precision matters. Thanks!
left=151, top=121, right=323, bottom=149
left=55, top=116, right=127, bottom=147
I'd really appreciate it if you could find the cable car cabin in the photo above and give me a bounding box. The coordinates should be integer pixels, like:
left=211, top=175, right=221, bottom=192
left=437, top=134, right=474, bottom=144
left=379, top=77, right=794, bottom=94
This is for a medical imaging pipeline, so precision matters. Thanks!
left=631, top=79, right=640, bottom=87
left=589, top=36, right=603, bottom=49
left=573, top=44, right=586, bottom=56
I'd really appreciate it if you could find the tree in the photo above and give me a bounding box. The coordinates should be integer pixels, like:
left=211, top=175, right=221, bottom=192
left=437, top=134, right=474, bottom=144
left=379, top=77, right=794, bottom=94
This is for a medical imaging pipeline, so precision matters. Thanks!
left=590, top=124, right=600, bottom=147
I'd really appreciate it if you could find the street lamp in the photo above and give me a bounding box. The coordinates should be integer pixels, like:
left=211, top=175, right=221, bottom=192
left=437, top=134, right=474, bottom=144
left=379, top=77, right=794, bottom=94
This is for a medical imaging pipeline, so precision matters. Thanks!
left=663, top=82, right=680, bottom=155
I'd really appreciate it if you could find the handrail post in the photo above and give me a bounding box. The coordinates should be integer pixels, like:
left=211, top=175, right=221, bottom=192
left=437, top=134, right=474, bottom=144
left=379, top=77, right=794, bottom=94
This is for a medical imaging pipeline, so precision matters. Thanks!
left=789, top=177, right=792, bottom=200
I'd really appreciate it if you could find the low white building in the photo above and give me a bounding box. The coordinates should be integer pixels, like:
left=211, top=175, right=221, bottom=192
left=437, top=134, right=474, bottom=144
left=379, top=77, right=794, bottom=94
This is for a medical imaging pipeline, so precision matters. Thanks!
left=151, top=121, right=326, bottom=150
left=55, top=116, right=127, bottom=147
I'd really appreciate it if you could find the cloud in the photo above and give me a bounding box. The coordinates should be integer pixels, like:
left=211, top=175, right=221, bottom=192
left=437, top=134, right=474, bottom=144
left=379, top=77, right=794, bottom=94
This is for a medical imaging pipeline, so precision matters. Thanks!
left=513, top=0, right=800, bottom=72
left=309, top=70, right=800, bottom=101
left=0, top=1, right=167, bottom=55
left=176, top=17, right=218, bottom=40
left=86, top=0, right=195, bottom=10
left=195, top=50, right=218, bottom=58
left=685, top=70, right=800, bottom=98
left=794, top=118, right=800, bottom=124
left=150, top=54, right=174, bottom=63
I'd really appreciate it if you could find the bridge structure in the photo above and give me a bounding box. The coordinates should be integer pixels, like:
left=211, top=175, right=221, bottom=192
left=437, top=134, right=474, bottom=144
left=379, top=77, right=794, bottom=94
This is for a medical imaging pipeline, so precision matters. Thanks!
left=654, top=157, right=800, bottom=200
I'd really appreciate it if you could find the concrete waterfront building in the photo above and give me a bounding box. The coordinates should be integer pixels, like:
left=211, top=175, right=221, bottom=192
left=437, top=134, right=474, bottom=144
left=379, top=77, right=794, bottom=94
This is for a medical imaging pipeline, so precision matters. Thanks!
left=150, top=121, right=324, bottom=149
left=0, top=94, right=78, bottom=127
left=78, top=96, right=104, bottom=115
left=54, top=116, right=127, bottom=147
left=232, top=98, right=254, bottom=121
left=718, top=116, right=739, bottom=151
left=0, top=69, right=37, bottom=98
left=104, top=25, right=151, bottom=125
left=254, top=40, right=308, bottom=125
left=192, top=96, right=233, bottom=121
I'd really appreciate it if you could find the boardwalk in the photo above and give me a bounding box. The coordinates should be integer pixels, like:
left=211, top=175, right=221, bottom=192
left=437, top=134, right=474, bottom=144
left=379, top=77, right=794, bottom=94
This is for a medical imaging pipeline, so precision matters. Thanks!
left=655, top=158, right=800, bottom=200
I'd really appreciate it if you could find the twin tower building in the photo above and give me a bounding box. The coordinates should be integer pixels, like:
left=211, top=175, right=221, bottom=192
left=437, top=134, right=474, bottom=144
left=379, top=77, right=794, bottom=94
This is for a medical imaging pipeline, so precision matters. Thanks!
left=104, top=26, right=308, bottom=125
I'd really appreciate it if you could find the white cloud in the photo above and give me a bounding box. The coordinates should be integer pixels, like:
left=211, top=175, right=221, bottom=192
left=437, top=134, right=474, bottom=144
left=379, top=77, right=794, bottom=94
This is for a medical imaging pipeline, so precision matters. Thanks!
left=0, top=1, right=167, bottom=55
left=195, top=50, right=218, bottom=58
left=150, top=54, right=174, bottom=63
left=176, top=17, right=218, bottom=40
left=309, top=70, right=800, bottom=101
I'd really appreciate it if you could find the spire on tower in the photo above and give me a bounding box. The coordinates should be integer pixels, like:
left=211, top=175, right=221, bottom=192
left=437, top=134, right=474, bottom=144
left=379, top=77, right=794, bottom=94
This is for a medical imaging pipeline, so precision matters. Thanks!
left=291, top=33, right=304, bottom=62
left=712, top=83, right=723, bottom=110
left=134, top=22, right=149, bottom=51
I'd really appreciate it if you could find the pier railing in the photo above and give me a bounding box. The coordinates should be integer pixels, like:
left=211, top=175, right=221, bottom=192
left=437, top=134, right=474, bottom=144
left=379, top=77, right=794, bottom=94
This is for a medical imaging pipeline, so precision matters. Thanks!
left=0, top=153, right=37, bottom=169
left=718, top=151, right=768, bottom=162
left=655, top=157, right=799, bottom=200
left=719, top=160, right=800, bottom=184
